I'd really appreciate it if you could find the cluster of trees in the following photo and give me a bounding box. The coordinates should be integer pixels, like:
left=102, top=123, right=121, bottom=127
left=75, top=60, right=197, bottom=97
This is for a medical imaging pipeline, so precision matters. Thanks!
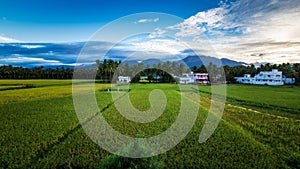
left=95, top=59, right=190, bottom=82
left=1, top=60, right=299, bottom=83
left=0, top=65, right=73, bottom=79
left=0, top=59, right=190, bottom=82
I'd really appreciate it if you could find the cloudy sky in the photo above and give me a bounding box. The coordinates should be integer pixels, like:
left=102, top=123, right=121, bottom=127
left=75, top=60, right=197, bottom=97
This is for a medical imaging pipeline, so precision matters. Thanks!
left=0, top=0, right=299, bottom=67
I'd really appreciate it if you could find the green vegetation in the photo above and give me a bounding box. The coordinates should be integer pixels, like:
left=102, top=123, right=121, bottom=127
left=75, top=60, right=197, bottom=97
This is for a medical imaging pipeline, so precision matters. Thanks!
left=197, top=84, right=300, bottom=168
left=0, top=80, right=299, bottom=168
left=198, top=84, right=300, bottom=117
left=0, top=60, right=190, bottom=83
left=1, top=60, right=299, bottom=84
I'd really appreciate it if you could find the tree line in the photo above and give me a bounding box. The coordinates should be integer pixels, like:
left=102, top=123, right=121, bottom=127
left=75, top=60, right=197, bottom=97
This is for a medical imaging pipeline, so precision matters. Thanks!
left=0, top=65, right=73, bottom=79
left=0, top=60, right=299, bottom=83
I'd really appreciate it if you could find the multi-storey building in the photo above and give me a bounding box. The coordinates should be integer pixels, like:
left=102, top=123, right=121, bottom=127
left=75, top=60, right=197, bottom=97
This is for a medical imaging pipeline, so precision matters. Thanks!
left=235, top=69, right=295, bottom=85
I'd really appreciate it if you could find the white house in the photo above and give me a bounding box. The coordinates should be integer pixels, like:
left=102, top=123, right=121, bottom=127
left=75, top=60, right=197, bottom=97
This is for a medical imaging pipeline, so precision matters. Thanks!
left=117, top=76, right=131, bottom=84
left=193, top=73, right=209, bottom=84
left=235, top=74, right=253, bottom=84
left=235, top=69, right=295, bottom=86
left=174, top=72, right=209, bottom=84
left=175, top=74, right=195, bottom=84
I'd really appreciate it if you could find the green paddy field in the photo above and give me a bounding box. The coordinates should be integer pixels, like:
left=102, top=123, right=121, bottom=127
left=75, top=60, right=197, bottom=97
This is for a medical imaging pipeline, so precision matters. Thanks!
left=0, top=80, right=299, bottom=168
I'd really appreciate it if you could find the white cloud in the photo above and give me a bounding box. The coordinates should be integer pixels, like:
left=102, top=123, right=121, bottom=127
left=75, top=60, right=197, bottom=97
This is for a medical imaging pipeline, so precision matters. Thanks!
left=130, top=39, right=186, bottom=55
left=111, top=35, right=189, bottom=61
left=169, top=6, right=228, bottom=37
left=0, top=56, right=60, bottom=64
left=20, top=45, right=45, bottom=49
left=135, top=18, right=159, bottom=24
left=168, top=0, right=300, bottom=64
left=0, top=35, right=20, bottom=43
left=149, top=28, right=166, bottom=38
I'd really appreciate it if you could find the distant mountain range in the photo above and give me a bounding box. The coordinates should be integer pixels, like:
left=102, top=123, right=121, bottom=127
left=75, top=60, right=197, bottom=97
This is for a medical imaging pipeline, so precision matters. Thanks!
left=181, top=55, right=246, bottom=67
left=121, top=55, right=246, bottom=68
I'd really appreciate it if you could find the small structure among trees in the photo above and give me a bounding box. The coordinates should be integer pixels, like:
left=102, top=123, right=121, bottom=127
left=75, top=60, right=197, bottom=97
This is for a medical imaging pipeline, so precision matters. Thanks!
left=174, top=72, right=209, bottom=85
left=117, top=76, right=131, bottom=84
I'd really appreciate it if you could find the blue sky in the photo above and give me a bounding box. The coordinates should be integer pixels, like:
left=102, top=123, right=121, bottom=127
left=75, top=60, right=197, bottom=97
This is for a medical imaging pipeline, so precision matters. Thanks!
left=0, top=0, right=299, bottom=67
left=0, top=0, right=220, bottom=42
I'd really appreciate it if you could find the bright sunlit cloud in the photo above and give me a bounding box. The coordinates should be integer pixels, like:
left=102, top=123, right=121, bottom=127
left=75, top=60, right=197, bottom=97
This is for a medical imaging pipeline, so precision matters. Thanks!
left=20, top=45, right=45, bottom=49
left=168, top=0, right=300, bottom=64
left=0, top=35, right=20, bottom=43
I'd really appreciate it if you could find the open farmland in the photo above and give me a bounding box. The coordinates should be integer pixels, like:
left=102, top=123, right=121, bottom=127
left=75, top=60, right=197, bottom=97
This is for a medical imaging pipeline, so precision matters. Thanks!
left=198, top=84, right=300, bottom=118
left=0, top=80, right=299, bottom=168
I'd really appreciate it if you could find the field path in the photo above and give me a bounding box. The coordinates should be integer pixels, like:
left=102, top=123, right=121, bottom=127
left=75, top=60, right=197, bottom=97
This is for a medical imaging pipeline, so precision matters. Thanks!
left=226, top=104, right=300, bottom=121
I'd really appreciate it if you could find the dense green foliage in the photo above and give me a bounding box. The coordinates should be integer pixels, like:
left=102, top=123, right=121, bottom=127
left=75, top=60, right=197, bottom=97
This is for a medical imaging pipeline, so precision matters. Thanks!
left=0, top=60, right=190, bottom=82
left=0, top=65, right=73, bottom=79
left=2, top=60, right=299, bottom=83
left=0, top=80, right=299, bottom=168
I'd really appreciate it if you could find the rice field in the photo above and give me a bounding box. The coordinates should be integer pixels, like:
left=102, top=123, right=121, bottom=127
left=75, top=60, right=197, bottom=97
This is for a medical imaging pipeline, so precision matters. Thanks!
left=0, top=80, right=299, bottom=168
